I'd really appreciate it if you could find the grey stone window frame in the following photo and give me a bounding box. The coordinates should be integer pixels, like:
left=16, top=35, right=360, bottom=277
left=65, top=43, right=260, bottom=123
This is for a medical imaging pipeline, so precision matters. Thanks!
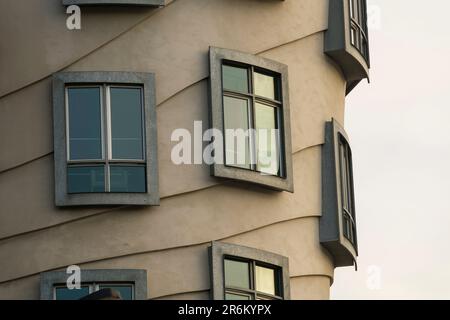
left=320, top=119, right=358, bottom=268
left=208, top=47, right=294, bottom=193
left=209, top=241, right=290, bottom=300
left=324, top=0, right=370, bottom=94
left=53, top=71, right=159, bottom=206
left=62, top=0, right=165, bottom=6
left=40, top=269, right=147, bottom=300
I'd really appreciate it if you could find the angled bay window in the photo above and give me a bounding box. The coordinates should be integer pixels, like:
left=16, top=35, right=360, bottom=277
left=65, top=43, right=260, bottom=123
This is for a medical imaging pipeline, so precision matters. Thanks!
left=349, top=0, right=369, bottom=62
left=320, top=119, right=358, bottom=267
left=53, top=72, right=159, bottom=206
left=209, top=47, right=293, bottom=192
left=209, top=242, right=290, bottom=300
left=324, top=0, right=370, bottom=94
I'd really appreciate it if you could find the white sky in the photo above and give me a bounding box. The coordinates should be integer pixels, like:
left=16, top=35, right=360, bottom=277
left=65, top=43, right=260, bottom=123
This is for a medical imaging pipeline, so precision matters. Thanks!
left=331, top=0, right=450, bottom=299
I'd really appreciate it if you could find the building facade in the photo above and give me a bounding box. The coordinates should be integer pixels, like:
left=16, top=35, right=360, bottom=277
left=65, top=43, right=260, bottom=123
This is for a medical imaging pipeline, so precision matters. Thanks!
left=0, top=0, right=369, bottom=300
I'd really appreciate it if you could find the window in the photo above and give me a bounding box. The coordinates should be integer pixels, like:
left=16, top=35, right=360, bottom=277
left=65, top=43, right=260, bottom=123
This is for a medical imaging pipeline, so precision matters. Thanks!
left=222, top=64, right=282, bottom=176
left=209, top=47, right=294, bottom=192
left=349, top=0, right=369, bottom=62
left=40, top=269, right=147, bottom=300
left=209, top=242, right=290, bottom=300
left=338, top=135, right=357, bottom=246
left=66, top=86, right=145, bottom=194
left=62, top=0, right=165, bottom=6
left=324, top=0, right=370, bottom=94
left=320, top=119, right=358, bottom=267
left=54, top=283, right=134, bottom=300
left=224, top=258, right=282, bottom=300
left=53, top=72, right=159, bottom=206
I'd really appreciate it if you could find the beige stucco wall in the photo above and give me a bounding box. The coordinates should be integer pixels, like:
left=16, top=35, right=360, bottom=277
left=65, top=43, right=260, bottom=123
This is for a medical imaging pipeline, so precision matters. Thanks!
left=0, top=0, right=346, bottom=300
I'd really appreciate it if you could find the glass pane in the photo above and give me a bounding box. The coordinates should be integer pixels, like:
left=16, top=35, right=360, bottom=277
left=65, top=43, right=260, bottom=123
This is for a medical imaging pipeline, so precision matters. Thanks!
left=67, top=166, right=105, bottom=193
left=224, top=259, right=250, bottom=289
left=255, top=266, right=276, bottom=296
left=225, top=293, right=251, bottom=300
left=110, top=165, right=146, bottom=193
left=99, top=285, right=133, bottom=300
left=55, top=286, right=90, bottom=300
left=222, top=65, right=249, bottom=93
left=254, top=72, right=276, bottom=100
left=339, top=141, right=349, bottom=211
left=110, top=87, right=144, bottom=160
left=223, top=96, right=251, bottom=169
left=255, top=103, right=279, bottom=175
left=68, top=87, right=102, bottom=160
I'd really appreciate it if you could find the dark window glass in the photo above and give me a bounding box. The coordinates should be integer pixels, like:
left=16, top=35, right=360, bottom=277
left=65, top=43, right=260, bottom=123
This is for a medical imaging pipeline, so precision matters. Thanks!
left=348, top=0, right=369, bottom=62
left=66, top=85, right=147, bottom=195
left=339, top=135, right=357, bottom=245
left=223, top=96, right=251, bottom=169
left=67, top=87, right=102, bottom=160
left=55, top=286, right=90, bottom=300
left=225, top=293, right=251, bottom=300
left=99, top=285, right=133, bottom=300
left=67, top=166, right=105, bottom=193
left=222, top=65, right=249, bottom=93
left=224, top=259, right=250, bottom=289
left=110, top=165, right=146, bottom=193
left=110, top=87, right=144, bottom=160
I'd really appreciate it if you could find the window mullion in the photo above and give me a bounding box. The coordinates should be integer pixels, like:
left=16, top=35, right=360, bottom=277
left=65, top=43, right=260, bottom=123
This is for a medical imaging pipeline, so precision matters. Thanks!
left=249, top=66, right=257, bottom=171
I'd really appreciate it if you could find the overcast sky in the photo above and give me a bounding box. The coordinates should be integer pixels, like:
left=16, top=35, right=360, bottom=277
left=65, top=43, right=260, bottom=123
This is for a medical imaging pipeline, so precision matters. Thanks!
left=331, top=0, right=450, bottom=299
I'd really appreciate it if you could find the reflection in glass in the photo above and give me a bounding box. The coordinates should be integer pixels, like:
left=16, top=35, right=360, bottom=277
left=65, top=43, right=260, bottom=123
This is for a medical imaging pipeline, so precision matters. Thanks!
left=255, top=103, right=278, bottom=175
left=254, top=72, right=276, bottom=100
left=110, top=165, right=146, bottom=193
left=99, top=285, right=133, bottom=300
left=224, top=259, right=250, bottom=289
left=222, top=65, right=249, bottom=93
left=255, top=266, right=276, bottom=296
left=110, top=87, right=144, bottom=160
left=225, top=293, right=251, bottom=300
left=55, top=286, right=90, bottom=300
left=67, top=166, right=105, bottom=193
left=223, top=96, right=251, bottom=169
left=68, top=87, right=102, bottom=160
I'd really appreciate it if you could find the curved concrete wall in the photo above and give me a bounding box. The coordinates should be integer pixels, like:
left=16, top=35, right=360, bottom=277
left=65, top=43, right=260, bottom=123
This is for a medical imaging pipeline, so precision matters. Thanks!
left=0, top=0, right=346, bottom=299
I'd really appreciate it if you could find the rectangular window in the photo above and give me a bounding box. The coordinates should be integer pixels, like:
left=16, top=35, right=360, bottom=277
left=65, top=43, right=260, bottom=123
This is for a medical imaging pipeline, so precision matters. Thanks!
left=224, top=258, right=282, bottom=300
left=349, top=0, right=369, bottom=61
left=338, top=135, right=357, bottom=246
left=222, top=63, right=283, bottom=177
left=66, top=85, right=146, bottom=194
left=54, top=283, right=134, bottom=300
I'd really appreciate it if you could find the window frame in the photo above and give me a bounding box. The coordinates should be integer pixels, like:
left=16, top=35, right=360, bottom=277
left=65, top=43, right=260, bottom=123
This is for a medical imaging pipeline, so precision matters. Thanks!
left=53, top=71, right=159, bottom=206
left=223, top=257, right=283, bottom=300
left=221, top=62, right=284, bottom=177
left=209, top=241, right=290, bottom=300
left=348, top=0, right=370, bottom=64
left=40, top=269, right=147, bottom=300
left=320, top=119, right=358, bottom=268
left=62, top=0, right=165, bottom=6
left=53, top=282, right=135, bottom=300
left=209, top=47, right=294, bottom=192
